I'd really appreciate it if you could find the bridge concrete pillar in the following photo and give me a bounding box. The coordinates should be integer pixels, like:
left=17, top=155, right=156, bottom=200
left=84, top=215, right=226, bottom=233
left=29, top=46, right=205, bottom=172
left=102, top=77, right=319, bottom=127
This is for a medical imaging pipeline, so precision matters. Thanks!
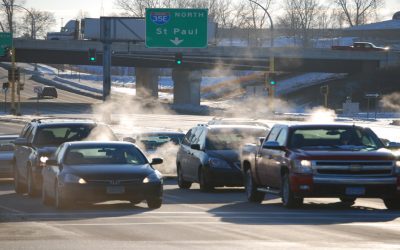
left=135, top=68, right=159, bottom=98
left=172, top=69, right=202, bottom=106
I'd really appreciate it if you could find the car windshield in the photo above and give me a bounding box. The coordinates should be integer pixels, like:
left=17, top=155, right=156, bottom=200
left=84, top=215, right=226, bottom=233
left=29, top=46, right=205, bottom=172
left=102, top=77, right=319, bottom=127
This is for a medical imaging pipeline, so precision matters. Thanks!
left=206, top=128, right=266, bottom=150
left=138, top=133, right=184, bottom=150
left=64, top=144, right=147, bottom=165
left=289, top=127, right=384, bottom=150
left=34, top=124, right=117, bottom=146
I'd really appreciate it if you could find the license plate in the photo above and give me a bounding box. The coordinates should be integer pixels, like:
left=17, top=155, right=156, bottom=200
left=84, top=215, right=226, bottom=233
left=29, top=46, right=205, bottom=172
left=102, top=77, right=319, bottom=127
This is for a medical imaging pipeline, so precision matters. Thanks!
left=106, top=186, right=125, bottom=194
left=345, top=187, right=365, bottom=196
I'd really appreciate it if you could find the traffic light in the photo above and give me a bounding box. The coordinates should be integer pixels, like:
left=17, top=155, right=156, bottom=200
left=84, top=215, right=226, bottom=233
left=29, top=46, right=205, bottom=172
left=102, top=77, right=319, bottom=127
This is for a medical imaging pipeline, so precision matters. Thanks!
left=269, top=72, right=276, bottom=86
left=174, top=52, right=183, bottom=65
left=8, top=67, right=20, bottom=81
left=0, top=47, right=10, bottom=58
left=88, top=48, right=97, bottom=62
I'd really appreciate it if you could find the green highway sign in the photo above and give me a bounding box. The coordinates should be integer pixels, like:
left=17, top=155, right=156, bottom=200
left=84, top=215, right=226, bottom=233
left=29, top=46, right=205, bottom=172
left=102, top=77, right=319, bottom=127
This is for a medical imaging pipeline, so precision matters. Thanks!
left=145, top=8, right=208, bottom=48
left=0, top=32, right=12, bottom=56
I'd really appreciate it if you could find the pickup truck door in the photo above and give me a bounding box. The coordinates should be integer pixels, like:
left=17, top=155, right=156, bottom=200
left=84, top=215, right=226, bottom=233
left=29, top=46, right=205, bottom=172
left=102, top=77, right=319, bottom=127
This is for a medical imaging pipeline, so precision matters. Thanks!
left=255, top=127, right=281, bottom=186
left=266, top=128, right=288, bottom=189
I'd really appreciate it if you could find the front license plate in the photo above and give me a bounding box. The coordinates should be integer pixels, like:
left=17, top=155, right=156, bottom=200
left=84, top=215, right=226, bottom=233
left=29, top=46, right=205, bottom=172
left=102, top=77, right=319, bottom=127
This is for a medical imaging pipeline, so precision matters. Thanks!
left=106, top=186, right=125, bottom=194
left=345, top=187, right=365, bottom=196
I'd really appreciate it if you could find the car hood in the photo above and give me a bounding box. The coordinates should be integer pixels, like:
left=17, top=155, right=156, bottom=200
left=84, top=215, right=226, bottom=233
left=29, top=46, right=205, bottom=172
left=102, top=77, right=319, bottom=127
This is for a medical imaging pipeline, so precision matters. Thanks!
left=63, top=164, right=155, bottom=180
left=293, top=148, right=396, bottom=161
left=206, top=150, right=240, bottom=163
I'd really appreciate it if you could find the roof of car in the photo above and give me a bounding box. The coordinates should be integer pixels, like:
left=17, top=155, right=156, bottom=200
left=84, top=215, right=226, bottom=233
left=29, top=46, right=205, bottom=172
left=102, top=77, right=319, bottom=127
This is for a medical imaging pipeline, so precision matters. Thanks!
left=276, top=123, right=366, bottom=129
left=204, top=124, right=268, bottom=130
left=65, top=141, right=131, bottom=147
left=31, top=118, right=97, bottom=126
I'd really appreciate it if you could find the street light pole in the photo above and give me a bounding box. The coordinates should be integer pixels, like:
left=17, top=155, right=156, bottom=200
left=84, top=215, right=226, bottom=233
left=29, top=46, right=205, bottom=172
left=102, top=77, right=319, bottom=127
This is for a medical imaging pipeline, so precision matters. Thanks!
left=248, top=0, right=274, bottom=47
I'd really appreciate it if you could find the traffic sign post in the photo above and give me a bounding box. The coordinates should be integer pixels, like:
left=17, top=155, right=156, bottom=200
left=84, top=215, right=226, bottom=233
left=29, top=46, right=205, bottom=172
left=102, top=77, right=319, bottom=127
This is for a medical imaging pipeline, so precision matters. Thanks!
left=145, top=8, right=208, bottom=48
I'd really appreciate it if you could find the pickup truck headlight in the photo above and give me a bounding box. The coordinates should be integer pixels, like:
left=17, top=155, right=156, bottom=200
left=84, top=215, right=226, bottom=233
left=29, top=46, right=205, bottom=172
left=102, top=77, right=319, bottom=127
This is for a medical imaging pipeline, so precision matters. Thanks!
left=293, top=160, right=313, bottom=174
left=395, top=161, right=400, bottom=174
left=208, top=157, right=231, bottom=169
left=143, top=170, right=163, bottom=184
left=63, top=174, right=87, bottom=184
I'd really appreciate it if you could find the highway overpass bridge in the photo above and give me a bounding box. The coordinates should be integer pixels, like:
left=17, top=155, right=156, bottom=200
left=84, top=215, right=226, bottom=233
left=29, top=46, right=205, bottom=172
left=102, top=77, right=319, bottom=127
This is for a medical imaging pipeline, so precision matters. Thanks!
left=1, top=39, right=399, bottom=105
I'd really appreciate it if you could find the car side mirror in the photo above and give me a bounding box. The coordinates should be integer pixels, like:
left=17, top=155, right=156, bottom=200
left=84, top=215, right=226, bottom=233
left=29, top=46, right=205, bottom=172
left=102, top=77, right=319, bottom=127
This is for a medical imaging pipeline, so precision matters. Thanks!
left=14, top=138, right=29, bottom=146
left=190, top=144, right=201, bottom=150
left=387, top=142, right=400, bottom=149
left=257, top=137, right=265, bottom=146
left=151, top=158, right=163, bottom=165
left=46, top=159, right=58, bottom=166
left=123, top=137, right=136, bottom=143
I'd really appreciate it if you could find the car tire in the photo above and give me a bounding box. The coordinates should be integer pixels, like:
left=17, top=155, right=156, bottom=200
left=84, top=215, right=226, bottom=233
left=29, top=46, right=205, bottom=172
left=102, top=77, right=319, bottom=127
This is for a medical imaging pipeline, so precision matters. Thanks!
left=42, top=183, right=53, bottom=206
left=199, top=167, right=213, bottom=192
left=244, top=169, right=264, bottom=203
left=14, top=166, right=26, bottom=194
left=177, top=165, right=192, bottom=189
left=147, top=198, right=162, bottom=209
left=27, top=167, right=39, bottom=197
left=383, top=198, right=400, bottom=210
left=282, top=173, right=303, bottom=209
left=55, top=183, right=69, bottom=210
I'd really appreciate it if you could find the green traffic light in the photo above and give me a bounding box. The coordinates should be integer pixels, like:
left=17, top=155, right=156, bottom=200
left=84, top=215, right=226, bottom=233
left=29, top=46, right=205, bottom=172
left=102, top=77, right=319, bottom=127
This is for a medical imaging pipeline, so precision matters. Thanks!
left=90, top=57, right=95, bottom=61
left=270, top=80, right=276, bottom=85
left=176, top=60, right=182, bottom=65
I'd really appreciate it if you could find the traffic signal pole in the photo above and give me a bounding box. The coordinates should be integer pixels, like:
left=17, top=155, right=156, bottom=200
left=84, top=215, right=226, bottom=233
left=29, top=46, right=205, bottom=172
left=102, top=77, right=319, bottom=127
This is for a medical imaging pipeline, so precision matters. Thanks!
left=10, top=48, right=16, bottom=114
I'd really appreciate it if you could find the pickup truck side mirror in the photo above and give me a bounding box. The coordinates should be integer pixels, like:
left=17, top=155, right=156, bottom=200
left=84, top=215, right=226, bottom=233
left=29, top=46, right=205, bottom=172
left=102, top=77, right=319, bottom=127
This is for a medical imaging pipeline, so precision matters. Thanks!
left=14, top=138, right=30, bottom=146
left=263, top=141, right=286, bottom=150
left=190, top=144, right=201, bottom=150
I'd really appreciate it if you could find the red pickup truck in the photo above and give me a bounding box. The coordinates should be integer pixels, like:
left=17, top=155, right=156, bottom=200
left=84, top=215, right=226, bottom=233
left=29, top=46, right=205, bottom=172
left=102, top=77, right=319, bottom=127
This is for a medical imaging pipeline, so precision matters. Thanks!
left=241, top=123, right=400, bottom=209
left=332, top=42, right=389, bottom=51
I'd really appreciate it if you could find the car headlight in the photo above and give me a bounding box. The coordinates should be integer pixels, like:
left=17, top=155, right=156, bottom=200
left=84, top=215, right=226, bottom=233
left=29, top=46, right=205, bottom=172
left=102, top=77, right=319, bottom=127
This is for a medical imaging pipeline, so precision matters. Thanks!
left=143, top=170, right=163, bottom=184
left=395, top=161, right=400, bottom=174
left=293, top=160, right=313, bottom=174
left=208, top=157, right=231, bottom=169
left=39, top=156, right=49, bottom=167
left=63, top=174, right=87, bottom=184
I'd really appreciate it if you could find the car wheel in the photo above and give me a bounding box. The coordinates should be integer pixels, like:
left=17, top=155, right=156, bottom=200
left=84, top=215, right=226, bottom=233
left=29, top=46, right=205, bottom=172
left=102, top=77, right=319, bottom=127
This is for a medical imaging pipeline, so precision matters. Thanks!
left=42, top=183, right=53, bottom=206
left=147, top=197, right=162, bottom=209
left=199, top=167, right=213, bottom=192
left=282, top=173, right=303, bottom=208
left=177, top=165, right=192, bottom=189
left=244, top=169, right=264, bottom=203
left=14, top=166, right=26, bottom=194
left=27, top=167, right=39, bottom=197
left=383, top=198, right=400, bottom=210
left=55, top=183, right=69, bottom=210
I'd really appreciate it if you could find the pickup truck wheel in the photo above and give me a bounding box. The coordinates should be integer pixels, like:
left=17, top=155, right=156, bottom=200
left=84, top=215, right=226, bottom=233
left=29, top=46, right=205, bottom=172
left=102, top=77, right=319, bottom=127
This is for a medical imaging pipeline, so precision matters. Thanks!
left=27, top=167, right=39, bottom=197
left=282, top=173, right=303, bottom=209
left=245, top=169, right=264, bottom=203
left=177, top=165, right=192, bottom=189
left=199, top=167, right=213, bottom=192
left=14, top=166, right=26, bottom=194
left=383, top=198, right=400, bottom=210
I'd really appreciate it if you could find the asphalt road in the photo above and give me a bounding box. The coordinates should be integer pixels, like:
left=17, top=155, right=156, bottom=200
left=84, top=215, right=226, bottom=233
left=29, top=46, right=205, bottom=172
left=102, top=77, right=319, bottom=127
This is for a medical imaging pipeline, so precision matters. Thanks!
left=1, top=120, right=400, bottom=249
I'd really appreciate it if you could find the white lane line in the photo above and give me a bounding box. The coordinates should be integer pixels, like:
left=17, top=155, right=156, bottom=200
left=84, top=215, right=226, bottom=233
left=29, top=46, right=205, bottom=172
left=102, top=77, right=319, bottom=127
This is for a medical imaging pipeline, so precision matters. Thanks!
left=0, top=204, right=25, bottom=214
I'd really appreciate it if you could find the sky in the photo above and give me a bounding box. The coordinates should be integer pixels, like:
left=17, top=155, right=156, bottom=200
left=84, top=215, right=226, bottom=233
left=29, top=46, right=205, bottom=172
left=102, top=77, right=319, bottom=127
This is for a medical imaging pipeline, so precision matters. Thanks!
left=23, top=0, right=400, bottom=32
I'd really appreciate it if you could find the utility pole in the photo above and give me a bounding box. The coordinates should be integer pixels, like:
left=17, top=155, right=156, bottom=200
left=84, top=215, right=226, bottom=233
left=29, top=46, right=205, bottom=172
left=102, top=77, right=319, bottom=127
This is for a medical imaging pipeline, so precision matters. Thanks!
left=10, top=48, right=16, bottom=114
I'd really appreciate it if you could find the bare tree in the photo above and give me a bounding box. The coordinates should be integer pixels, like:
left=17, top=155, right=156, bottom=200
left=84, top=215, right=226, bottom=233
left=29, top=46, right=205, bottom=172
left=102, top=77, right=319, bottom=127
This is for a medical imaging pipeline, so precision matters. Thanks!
left=333, top=0, right=384, bottom=27
left=76, top=10, right=91, bottom=20
left=1, top=0, right=25, bottom=33
left=278, top=0, right=320, bottom=47
left=114, top=0, right=160, bottom=17
left=20, top=9, right=56, bottom=39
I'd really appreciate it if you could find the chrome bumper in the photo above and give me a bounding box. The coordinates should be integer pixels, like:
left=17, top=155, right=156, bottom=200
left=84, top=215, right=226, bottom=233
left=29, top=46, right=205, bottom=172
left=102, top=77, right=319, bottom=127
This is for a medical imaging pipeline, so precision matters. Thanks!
left=313, top=176, right=397, bottom=185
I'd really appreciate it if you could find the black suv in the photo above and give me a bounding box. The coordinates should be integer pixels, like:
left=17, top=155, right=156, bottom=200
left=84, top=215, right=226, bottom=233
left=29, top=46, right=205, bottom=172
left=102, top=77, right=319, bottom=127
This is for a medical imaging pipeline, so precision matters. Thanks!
left=176, top=124, right=267, bottom=192
left=13, top=118, right=118, bottom=196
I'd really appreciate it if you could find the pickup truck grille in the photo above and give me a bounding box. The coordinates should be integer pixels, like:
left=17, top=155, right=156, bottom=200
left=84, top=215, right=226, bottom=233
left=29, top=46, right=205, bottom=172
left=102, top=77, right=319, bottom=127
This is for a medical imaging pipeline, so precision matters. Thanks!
left=314, top=160, right=394, bottom=176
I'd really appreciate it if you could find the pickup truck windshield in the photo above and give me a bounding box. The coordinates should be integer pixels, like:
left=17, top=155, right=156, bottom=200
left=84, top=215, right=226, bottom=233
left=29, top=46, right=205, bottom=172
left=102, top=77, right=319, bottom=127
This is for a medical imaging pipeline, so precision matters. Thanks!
left=289, top=127, right=383, bottom=150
